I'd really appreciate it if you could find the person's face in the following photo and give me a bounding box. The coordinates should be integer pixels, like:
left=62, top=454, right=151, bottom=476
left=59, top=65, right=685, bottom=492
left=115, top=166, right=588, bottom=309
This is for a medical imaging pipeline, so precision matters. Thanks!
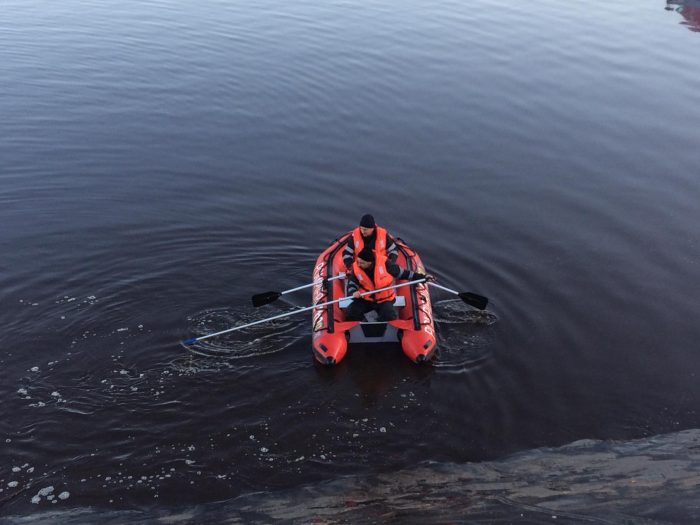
left=360, top=226, right=374, bottom=237
left=357, top=258, right=372, bottom=270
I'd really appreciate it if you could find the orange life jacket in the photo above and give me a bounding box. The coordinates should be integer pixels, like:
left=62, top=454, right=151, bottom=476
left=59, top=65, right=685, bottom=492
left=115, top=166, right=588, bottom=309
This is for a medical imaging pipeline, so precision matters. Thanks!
left=351, top=226, right=388, bottom=260
left=352, top=252, right=395, bottom=303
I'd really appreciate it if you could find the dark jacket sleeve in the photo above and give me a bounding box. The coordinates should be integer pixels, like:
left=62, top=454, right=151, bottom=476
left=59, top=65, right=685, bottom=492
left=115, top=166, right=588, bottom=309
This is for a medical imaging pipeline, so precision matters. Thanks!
left=385, top=260, right=424, bottom=281
left=342, top=237, right=354, bottom=268
left=347, top=273, right=360, bottom=295
left=386, top=235, right=398, bottom=261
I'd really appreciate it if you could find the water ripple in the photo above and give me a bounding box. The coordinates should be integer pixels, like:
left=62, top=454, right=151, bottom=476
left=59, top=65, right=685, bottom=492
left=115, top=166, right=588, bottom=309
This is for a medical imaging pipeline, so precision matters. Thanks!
left=184, top=307, right=304, bottom=358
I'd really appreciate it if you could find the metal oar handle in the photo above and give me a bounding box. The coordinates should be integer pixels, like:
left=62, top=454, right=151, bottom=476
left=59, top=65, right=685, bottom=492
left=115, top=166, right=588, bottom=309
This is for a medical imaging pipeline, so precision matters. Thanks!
left=428, top=282, right=458, bottom=295
left=281, top=272, right=346, bottom=295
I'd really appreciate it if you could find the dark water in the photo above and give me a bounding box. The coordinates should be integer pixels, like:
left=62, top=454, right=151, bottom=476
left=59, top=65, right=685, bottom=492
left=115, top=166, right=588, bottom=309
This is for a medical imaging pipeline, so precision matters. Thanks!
left=2, top=0, right=700, bottom=517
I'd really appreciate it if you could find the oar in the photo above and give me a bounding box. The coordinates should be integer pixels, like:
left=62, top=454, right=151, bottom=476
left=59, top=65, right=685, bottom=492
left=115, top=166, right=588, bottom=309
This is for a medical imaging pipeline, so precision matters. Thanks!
left=429, top=282, right=488, bottom=310
left=251, top=273, right=346, bottom=307
left=183, top=278, right=426, bottom=346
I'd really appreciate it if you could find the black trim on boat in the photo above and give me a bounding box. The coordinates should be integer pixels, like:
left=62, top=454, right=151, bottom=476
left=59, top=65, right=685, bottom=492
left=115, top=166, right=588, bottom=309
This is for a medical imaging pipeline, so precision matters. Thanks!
left=323, top=232, right=352, bottom=334
left=397, top=239, right=422, bottom=331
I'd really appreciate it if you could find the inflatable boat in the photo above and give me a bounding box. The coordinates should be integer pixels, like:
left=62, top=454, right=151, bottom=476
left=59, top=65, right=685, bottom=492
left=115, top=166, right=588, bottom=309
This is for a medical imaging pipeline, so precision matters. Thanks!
left=311, top=232, right=436, bottom=365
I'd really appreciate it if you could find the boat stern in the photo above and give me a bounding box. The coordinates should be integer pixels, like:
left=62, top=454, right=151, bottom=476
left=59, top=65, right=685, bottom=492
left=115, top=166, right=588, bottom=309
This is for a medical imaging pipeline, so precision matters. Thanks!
left=312, top=331, right=348, bottom=365
left=400, top=325, right=437, bottom=363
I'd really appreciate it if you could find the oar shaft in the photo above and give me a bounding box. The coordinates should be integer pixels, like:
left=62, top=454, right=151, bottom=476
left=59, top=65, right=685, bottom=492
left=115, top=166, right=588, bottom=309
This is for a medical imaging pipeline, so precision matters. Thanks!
left=193, top=305, right=318, bottom=342
left=281, top=272, right=345, bottom=296
left=429, top=282, right=458, bottom=295
left=187, top=278, right=426, bottom=344
left=428, top=281, right=489, bottom=310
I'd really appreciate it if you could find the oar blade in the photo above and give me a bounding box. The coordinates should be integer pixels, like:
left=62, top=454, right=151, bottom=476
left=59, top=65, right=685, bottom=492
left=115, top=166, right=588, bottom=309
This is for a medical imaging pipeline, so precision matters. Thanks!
left=251, top=291, right=281, bottom=307
left=458, top=292, right=488, bottom=310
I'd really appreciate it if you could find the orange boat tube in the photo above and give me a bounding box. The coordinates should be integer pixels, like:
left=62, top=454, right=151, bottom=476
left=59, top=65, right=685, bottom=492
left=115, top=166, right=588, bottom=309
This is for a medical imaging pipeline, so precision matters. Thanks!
left=311, top=232, right=436, bottom=365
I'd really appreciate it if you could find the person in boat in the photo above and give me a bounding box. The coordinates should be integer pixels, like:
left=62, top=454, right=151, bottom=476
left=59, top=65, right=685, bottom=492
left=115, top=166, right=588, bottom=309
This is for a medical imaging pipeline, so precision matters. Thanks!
left=343, top=214, right=399, bottom=271
left=345, top=248, right=433, bottom=322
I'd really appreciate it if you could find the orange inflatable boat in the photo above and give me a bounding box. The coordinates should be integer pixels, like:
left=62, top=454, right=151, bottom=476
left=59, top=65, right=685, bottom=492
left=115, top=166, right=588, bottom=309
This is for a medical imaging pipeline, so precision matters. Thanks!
left=311, top=232, right=436, bottom=365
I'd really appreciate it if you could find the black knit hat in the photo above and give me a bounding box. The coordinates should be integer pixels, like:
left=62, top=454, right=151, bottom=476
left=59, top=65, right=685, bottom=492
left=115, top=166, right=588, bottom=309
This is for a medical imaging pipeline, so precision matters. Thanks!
left=359, top=214, right=375, bottom=228
left=358, top=248, right=375, bottom=262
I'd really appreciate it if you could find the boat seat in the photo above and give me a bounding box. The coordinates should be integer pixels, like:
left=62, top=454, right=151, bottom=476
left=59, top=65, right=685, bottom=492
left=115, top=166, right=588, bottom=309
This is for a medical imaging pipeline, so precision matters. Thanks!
left=339, top=295, right=405, bottom=309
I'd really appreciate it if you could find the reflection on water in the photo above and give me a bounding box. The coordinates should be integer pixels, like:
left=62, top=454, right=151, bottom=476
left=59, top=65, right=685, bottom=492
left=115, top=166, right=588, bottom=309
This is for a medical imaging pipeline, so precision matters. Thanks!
left=667, top=0, right=700, bottom=31
left=315, top=343, right=436, bottom=406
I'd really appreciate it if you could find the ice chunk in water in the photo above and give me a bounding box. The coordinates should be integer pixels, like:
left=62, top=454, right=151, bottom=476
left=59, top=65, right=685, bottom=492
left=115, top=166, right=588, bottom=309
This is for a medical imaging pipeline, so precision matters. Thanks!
left=38, top=486, right=54, bottom=497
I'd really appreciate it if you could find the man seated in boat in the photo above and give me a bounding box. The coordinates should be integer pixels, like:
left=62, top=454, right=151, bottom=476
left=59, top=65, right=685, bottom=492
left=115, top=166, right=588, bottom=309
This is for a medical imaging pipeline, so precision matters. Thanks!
left=343, top=214, right=399, bottom=271
left=345, top=248, right=433, bottom=322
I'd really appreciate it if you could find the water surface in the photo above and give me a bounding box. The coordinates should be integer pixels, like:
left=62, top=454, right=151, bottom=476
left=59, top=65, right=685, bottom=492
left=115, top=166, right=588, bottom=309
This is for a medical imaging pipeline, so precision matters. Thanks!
left=1, top=0, right=700, bottom=517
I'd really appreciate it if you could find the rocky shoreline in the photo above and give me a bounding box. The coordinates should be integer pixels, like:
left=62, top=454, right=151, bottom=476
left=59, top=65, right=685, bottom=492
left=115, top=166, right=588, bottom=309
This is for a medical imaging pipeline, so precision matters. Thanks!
left=4, top=429, right=700, bottom=524
left=229, top=429, right=700, bottom=524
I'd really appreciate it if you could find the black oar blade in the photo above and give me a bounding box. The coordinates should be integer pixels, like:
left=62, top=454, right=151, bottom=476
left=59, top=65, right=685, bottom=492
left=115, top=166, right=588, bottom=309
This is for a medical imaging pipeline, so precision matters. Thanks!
left=458, top=292, right=488, bottom=310
left=251, top=291, right=281, bottom=307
